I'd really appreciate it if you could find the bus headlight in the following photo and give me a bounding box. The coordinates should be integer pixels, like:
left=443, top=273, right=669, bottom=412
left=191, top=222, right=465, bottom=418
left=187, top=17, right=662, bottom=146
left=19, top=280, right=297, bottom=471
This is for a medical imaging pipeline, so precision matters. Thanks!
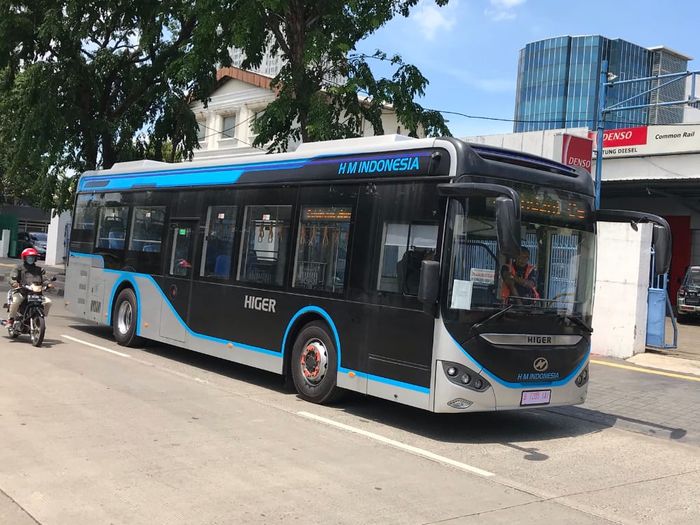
left=442, top=361, right=490, bottom=392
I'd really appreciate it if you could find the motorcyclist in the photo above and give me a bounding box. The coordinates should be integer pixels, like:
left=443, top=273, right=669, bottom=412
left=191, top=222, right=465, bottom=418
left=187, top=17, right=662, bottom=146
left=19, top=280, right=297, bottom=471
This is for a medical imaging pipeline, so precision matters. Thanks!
left=4, top=247, right=52, bottom=327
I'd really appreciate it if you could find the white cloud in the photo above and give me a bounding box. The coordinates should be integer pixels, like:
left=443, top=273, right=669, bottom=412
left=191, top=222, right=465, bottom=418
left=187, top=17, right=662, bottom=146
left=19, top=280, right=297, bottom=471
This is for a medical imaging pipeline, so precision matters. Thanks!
left=485, top=0, right=526, bottom=21
left=411, top=1, right=458, bottom=41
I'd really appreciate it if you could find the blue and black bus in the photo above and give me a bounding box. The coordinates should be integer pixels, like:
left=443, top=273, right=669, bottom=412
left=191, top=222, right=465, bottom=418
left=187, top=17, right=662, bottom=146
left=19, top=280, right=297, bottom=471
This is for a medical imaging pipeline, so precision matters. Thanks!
left=65, top=135, right=670, bottom=412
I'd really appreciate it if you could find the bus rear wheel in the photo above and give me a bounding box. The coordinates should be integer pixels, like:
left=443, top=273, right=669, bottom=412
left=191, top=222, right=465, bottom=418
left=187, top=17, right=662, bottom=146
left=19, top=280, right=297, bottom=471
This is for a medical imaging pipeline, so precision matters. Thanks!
left=112, top=288, right=141, bottom=347
left=291, top=321, right=340, bottom=404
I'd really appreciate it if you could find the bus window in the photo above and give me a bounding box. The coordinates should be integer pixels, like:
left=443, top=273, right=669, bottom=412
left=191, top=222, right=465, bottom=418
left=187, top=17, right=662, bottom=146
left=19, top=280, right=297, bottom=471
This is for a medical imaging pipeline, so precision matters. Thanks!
left=200, top=205, right=238, bottom=279
left=237, top=205, right=292, bottom=287
left=71, top=194, right=100, bottom=253
left=293, top=206, right=352, bottom=293
left=378, top=222, right=438, bottom=295
left=128, top=207, right=166, bottom=253
left=96, top=205, right=129, bottom=250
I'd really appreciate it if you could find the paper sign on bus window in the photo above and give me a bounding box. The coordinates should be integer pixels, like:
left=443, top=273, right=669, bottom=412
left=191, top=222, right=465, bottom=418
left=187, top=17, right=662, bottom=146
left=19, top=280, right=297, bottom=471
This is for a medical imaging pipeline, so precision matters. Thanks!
left=470, top=268, right=495, bottom=284
left=451, top=280, right=473, bottom=310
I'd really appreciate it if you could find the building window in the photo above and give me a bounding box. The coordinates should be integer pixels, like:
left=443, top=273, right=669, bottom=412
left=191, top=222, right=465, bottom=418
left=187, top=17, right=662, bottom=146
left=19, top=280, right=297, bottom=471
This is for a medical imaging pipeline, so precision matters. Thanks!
left=237, top=205, right=292, bottom=286
left=128, top=207, right=166, bottom=253
left=197, top=122, right=206, bottom=142
left=222, top=115, right=236, bottom=139
left=293, top=207, right=352, bottom=293
left=249, top=109, right=264, bottom=145
left=200, top=206, right=237, bottom=279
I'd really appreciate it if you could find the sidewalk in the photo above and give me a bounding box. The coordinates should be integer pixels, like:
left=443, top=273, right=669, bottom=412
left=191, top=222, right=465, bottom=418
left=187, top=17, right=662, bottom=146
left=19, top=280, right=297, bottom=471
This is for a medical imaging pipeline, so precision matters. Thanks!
left=554, top=355, right=700, bottom=446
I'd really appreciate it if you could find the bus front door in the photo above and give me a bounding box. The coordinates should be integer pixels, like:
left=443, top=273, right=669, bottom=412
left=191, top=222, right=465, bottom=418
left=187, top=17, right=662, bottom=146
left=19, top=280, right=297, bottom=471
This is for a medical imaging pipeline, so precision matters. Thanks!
left=159, top=220, right=198, bottom=343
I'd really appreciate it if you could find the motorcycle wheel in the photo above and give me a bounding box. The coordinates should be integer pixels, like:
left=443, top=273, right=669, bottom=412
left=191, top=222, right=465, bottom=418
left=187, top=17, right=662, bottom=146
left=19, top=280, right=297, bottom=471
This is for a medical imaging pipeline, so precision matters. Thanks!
left=30, top=315, right=45, bottom=347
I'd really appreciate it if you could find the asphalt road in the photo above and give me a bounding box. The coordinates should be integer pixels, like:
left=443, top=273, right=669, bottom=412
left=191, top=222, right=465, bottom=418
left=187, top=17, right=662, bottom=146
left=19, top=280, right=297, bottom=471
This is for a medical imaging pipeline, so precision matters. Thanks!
left=1, top=296, right=699, bottom=524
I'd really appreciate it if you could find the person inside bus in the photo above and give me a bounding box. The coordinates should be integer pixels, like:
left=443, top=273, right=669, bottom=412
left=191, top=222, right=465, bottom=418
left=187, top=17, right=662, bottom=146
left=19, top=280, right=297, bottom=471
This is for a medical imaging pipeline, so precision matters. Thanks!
left=501, top=247, right=539, bottom=304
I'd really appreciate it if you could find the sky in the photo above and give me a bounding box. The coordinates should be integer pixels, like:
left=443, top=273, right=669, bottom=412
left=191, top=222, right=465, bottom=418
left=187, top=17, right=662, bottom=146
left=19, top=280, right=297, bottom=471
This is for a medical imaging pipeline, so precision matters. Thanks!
left=357, top=0, right=699, bottom=138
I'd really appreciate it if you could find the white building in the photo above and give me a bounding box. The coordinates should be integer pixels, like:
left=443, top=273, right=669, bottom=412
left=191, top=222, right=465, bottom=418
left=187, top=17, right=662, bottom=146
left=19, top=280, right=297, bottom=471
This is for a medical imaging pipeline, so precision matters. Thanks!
left=190, top=67, right=419, bottom=162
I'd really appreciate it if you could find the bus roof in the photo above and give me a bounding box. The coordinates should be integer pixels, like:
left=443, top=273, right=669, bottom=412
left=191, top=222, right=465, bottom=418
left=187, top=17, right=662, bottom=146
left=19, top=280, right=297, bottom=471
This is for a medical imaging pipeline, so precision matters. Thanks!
left=77, top=135, right=593, bottom=197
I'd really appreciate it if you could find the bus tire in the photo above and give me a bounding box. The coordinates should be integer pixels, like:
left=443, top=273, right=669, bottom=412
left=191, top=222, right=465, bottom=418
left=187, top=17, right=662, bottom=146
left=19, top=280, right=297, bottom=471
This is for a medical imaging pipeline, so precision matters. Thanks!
left=112, top=288, right=141, bottom=347
left=291, top=321, right=341, bottom=404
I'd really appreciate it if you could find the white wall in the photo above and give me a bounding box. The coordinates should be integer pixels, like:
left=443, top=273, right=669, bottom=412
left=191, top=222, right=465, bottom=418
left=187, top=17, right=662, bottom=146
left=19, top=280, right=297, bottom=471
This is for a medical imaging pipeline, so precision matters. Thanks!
left=46, top=211, right=71, bottom=266
left=591, top=222, right=652, bottom=358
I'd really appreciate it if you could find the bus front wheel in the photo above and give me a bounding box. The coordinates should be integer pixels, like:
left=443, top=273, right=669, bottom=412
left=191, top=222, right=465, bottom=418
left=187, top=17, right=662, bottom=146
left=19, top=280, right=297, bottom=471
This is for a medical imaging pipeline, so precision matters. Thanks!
left=291, top=321, right=340, bottom=404
left=112, top=288, right=141, bottom=347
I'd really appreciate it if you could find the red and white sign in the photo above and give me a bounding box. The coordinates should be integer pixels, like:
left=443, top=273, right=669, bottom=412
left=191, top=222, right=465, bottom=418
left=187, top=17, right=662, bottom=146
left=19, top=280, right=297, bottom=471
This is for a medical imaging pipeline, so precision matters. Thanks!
left=554, top=134, right=593, bottom=174
left=601, top=126, right=648, bottom=148
left=590, top=124, right=700, bottom=158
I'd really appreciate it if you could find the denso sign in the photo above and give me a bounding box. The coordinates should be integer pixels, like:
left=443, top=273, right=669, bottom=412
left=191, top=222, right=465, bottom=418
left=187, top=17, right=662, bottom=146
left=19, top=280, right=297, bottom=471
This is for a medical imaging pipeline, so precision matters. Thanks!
left=601, top=126, right=648, bottom=147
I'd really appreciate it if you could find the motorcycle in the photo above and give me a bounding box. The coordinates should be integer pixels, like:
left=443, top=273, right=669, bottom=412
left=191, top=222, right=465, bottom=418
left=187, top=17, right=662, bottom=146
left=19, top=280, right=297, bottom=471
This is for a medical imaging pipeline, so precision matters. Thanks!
left=3, top=276, right=55, bottom=347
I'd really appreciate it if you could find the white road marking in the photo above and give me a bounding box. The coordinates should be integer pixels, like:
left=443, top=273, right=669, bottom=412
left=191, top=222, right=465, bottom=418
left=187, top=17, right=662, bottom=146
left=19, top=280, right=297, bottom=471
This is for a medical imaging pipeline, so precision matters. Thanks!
left=298, top=411, right=495, bottom=478
left=61, top=334, right=131, bottom=358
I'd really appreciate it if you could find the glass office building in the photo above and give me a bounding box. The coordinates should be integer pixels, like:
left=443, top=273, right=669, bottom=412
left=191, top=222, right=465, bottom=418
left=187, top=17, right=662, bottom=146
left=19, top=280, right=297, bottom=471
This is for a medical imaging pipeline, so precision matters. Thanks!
left=514, top=36, right=690, bottom=132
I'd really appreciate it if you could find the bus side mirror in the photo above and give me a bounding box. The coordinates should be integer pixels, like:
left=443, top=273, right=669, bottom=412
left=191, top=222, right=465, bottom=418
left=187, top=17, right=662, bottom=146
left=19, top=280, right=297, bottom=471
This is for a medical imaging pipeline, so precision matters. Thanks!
left=652, top=223, right=671, bottom=275
left=495, top=196, right=522, bottom=259
left=418, top=260, right=440, bottom=315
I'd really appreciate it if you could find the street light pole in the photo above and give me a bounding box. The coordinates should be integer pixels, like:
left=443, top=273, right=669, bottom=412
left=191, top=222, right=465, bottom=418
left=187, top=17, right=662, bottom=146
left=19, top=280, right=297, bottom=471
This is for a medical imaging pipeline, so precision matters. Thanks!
left=594, top=59, right=609, bottom=210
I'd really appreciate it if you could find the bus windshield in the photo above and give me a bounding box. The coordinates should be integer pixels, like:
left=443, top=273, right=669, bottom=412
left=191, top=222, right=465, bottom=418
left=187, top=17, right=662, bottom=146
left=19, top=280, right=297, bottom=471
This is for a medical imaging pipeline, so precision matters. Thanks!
left=445, top=189, right=596, bottom=323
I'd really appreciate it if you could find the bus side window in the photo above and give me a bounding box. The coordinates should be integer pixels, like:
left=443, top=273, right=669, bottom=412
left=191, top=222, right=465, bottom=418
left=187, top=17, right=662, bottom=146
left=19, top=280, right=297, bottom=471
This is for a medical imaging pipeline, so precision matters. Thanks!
left=292, top=206, right=352, bottom=293
left=378, top=223, right=438, bottom=295
left=237, top=205, right=292, bottom=287
left=128, top=207, right=166, bottom=253
left=200, top=205, right=238, bottom=280
left=70, top=194, right=100, bottom=253
left=95, top=204, right=129, bottom=251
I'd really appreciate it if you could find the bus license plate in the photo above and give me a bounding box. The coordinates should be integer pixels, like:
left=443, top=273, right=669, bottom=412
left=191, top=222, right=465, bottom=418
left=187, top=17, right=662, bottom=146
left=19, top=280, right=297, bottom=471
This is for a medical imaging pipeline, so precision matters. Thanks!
left=520, top=390, right=551, bottom=406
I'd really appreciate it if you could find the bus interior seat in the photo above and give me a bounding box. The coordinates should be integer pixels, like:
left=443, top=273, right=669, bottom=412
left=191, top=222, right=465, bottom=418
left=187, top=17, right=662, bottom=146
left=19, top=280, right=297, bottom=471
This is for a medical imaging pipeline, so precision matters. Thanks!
left=108, top=229, right=125, bottom=249
left=214, top=255, right=231, bottom=278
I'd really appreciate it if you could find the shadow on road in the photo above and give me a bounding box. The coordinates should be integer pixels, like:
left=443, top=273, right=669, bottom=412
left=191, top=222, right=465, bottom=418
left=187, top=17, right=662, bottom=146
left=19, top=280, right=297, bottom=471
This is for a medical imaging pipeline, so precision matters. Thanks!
left=65, top=323, right=689, bottom=454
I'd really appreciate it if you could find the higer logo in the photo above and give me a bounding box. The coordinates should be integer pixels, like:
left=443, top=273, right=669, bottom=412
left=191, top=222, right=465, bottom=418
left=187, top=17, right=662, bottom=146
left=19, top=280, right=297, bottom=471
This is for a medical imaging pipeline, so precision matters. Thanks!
left=244, top=295, right=277, bottom=313
left=533, top=357, right=549, bottom=372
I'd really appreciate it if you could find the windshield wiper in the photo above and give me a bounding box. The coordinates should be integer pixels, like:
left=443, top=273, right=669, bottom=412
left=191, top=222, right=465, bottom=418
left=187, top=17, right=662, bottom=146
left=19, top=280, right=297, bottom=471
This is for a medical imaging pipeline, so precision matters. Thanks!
left=560, top=313, right=593, bottom=334
left=473, top=304, right=514, bottom=333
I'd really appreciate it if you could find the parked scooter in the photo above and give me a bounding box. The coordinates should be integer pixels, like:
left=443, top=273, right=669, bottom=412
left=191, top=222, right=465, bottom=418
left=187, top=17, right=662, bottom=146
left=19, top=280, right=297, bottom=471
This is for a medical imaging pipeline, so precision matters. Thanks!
left=3, top=277, right=55, bottom=347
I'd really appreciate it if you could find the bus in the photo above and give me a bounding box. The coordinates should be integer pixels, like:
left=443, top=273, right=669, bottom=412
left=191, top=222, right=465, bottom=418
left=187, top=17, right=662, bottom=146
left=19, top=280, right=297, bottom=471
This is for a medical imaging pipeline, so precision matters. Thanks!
left=65, top=135, right=670, bottom=412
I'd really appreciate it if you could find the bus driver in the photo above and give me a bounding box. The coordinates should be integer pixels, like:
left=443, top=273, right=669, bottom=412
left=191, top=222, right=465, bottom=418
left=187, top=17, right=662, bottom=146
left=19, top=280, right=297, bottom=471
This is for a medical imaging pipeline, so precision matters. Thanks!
left=501, top=247, right=539, bottom=303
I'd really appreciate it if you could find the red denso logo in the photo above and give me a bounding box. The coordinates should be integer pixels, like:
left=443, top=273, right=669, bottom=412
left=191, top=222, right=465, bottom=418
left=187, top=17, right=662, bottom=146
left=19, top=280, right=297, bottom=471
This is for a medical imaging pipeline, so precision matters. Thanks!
left=567, top=156, right=592, bottom=169
left=602, top=126, right=647, bottom=147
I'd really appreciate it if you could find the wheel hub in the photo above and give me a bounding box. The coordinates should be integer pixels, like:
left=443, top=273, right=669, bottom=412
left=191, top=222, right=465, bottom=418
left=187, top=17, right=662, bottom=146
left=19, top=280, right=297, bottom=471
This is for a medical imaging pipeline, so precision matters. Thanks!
left=300, top=340, right=328, bottom=385
left=117, top=302, right=132, bottom=335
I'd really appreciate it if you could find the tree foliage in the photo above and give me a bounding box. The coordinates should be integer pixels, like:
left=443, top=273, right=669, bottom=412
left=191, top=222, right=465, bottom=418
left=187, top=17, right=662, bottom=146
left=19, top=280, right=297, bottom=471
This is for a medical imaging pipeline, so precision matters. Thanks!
left=0, top=0, right=452, bottom=211
left=0, top=0, right=237, bottom=210
left=219, top=0, right=451, bottom=151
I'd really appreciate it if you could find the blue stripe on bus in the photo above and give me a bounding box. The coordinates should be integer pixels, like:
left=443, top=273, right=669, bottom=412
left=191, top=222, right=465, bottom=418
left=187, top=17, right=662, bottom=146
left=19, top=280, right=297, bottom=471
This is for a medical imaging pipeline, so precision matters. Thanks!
left=76, top=151, right=435, bottom=192
left=448, top=334, right=589, bottom=389
left=70, top=252, right=430, bottom=394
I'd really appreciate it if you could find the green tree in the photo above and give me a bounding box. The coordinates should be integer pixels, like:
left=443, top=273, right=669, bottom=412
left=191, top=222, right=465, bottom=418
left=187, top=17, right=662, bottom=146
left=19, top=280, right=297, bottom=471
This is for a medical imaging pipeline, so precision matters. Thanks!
left=0, top=0, right=238, bottom=210
left=229, top=0, right=451, bottom=152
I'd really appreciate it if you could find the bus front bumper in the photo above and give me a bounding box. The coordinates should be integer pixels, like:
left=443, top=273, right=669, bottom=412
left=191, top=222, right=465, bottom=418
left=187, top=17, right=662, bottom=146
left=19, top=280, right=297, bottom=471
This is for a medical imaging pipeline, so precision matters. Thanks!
left=433, top=360, right=589, bottom=413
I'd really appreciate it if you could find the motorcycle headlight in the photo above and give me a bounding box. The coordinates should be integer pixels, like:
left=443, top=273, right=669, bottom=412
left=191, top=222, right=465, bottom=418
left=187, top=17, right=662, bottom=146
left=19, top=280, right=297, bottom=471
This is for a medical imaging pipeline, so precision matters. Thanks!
left=30, top=284, right=43, bottom=293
